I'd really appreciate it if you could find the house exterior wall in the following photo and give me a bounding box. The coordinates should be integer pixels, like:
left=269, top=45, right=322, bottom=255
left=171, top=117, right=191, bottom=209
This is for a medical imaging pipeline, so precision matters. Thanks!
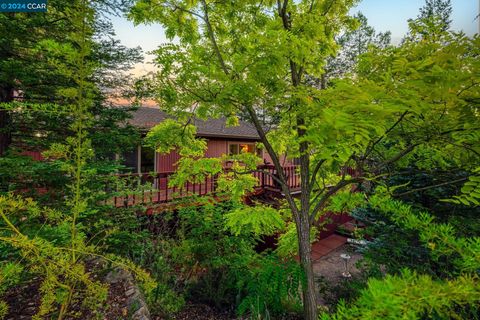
left=155, top=138, right=293, bottom=173
left=205, top=139, right=228, bottom=158
left=20, top=150, right=44, bottom=161
left=156, top=149, right=181, bottom=172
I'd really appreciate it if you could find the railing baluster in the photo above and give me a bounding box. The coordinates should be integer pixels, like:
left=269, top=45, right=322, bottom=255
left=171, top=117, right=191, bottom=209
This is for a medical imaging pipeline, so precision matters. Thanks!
left=158, top=175, right=161, bottom=202
left=203, top=176, right=206, bottom=195
left=106, top=164, right=301, bottom=207
left=164, top=174, right=168, bottom=202
left=142, top=175, right=145, bottom=205
left=149, top=175, right=154, bottom=203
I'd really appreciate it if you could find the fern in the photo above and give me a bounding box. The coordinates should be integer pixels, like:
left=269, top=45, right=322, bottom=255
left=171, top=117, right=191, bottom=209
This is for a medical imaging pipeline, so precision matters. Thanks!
left=238, top=256, right=304, bottom=318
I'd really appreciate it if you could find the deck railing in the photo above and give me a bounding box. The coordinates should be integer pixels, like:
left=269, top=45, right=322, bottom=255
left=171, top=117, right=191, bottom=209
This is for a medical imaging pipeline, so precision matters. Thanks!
left=255, top=164, right=301, bottom=191
left=105, top=164, right=301, bottom=207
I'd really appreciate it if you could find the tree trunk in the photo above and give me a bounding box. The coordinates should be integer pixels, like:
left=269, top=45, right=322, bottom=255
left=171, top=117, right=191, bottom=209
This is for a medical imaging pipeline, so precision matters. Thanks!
left=297, top=213, right=317, bottom=320
left=296, top=109, right=317, bottom=319
left=0, top=86, right=13, bottom=156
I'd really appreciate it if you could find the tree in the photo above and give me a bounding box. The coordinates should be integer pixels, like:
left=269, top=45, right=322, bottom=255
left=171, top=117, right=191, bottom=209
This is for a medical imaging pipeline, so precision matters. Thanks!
left=322, top=4, right=480, bottom=317
left=130, top=1, right=357, bottom=318
left=129, top=1, right=479, bottom=318
left=0, top=1, right=142, bottom=157
left=325, top=12, right=390, bottom=83
left=322, top=190, right=480, bottom=319
left=0, top=1, right=88, bottom=154
left=417, top=0, right=452, bottom=31
left=0, top=1, right=155, bottom=318
left=405, top=0, right=452, bottom=41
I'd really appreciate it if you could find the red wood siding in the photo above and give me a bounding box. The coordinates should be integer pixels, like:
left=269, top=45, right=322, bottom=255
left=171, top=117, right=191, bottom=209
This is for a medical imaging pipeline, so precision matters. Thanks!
left=156, top=140, right=228, bottom=172
left=205, top=139, right=228, bottom=158
left=156, top=150, right=180, bottom=172
left=20, top=151, right=44, bottom=161
left=155, top=138, right=293, bottom=172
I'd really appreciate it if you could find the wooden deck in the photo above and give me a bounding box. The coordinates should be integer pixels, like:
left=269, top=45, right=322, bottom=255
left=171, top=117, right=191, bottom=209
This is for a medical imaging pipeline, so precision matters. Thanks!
left=105, top=165, right=301, bottom=207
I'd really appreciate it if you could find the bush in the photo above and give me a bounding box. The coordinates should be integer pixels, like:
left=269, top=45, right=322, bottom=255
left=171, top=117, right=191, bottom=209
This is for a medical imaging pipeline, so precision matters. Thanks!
left=114, top=200, right=304, bottom=318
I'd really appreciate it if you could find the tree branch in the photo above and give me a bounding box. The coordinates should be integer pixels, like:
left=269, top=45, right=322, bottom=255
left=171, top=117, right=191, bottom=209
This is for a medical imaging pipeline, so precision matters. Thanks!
left=200, top=0, right=229, bottom=75
left=308, top=159, right=326, bottom=190
left=309, top=177, right=362, bottom=224
left=382, top=143, right=420, bottom=167
left=363, top=111, right=409, bottom=160
left=393, top=177, right=468, bottom=197
left=244, top=104, right=300, bottom=216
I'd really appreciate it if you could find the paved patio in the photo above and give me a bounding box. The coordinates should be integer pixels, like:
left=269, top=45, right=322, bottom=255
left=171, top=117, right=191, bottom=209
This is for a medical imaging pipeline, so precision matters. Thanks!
left=312, top=242, right=364, bottom=307
left=311, top=234, right=348, bottom=261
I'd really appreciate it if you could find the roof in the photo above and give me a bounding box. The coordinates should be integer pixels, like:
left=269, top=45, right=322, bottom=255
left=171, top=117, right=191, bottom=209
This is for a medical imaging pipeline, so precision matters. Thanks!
left=128, top=106, right=260, bottom=140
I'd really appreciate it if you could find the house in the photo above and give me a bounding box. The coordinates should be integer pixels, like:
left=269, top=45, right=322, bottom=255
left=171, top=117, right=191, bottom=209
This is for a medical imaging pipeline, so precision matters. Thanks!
left=118, top=107, right=351, bottom=242
left=6, top=105, right=299, bottom=205
left=122, top=106, right=284, bottom=174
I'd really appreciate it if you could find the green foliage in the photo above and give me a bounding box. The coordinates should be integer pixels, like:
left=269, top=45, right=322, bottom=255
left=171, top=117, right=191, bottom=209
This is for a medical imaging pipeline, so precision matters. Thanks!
left=0, top=301, right=6, bottom=320
left=224, top=205, right=285, bottom=237
left=170, top=156, right=223, bottom=187
left=173, top=203, right=259, bottom=308
left=237, top=256, right=304, bottom=318
left=276, top=222, right=318, bottom=258
left=0, top=262, right=23, bottom=296
left=352, top=207, right=451, bottom=277
left=0, top=196, right=109, bottom=319
left=322, top=269, right=479, bottom=320
left=130, top=1, right=479, bottom=319
left=0, top=155, right=67, bottom=196
left=444, top=168, right=480, bottom=206
left=145, top=119, right=206, bottom=157
left=144, top=118, right=261, bottom=202
left=216, top=169, right=258, bottom=203
left=121, top=201, right=304, bottom=317
left=325, top=191, right=366, bottom=214
left=323, top=190, right=480, bottom=319
left=0, top=2, right=154, bottom=319
left=0, top=262, right=24, bottom=319
left=369, top=191, right=480, bottom=273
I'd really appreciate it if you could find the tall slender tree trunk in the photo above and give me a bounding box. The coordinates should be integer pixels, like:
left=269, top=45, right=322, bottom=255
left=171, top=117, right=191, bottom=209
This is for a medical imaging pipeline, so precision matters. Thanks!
left=0, top=86, right=13, bottom=156
left=296, top=96, right=317, bottom=319
left=297, top=213, right=317, bottom=320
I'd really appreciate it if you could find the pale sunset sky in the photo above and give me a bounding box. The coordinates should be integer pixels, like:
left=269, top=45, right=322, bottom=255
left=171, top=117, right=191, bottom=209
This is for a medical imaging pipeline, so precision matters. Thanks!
left=109, top=0, right=479, bottom=77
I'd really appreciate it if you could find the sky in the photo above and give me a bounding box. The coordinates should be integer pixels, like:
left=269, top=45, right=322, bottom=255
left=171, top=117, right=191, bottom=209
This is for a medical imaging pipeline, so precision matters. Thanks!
left=109, top=0, right=479, bottom=76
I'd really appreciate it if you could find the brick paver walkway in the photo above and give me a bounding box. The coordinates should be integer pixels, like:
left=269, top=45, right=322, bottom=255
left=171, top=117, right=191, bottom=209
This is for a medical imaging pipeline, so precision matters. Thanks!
left=311, top=234, right=348, bottom=261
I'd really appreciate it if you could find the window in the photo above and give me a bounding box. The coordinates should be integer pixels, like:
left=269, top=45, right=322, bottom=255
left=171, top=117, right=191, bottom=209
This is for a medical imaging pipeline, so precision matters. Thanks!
left=229, top=144, right=239, bottom=155
left=122, top=145, right=156, bottom=173
left=140, top=146, right=155, bottom=173
left=122, top=148, right=137, bottom=173
left=228, top=143, right=262, bottom=157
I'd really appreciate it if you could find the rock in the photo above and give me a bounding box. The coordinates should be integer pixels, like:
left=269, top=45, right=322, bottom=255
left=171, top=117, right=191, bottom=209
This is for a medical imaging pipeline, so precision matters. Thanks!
left=125, top=287, right=136, bottom=297
left=104, top=264, right=151, bottom=320
left=132, top=306, right=150, bottom=320
left=105, top=269, right=130, bottom=284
